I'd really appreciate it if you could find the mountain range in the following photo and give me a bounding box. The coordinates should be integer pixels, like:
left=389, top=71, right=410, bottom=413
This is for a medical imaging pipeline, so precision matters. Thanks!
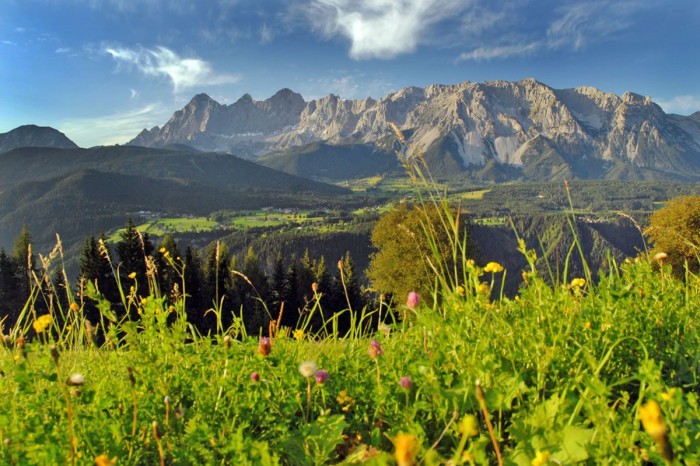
left=128, top=78, right=700, bottom=182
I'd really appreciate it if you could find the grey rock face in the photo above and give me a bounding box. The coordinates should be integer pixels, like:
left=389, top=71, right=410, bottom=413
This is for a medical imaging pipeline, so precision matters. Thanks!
left=127, top=79, right=700, bottom=178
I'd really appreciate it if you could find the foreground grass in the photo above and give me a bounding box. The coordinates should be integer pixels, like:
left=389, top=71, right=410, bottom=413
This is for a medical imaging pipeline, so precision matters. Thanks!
left=1, top=251, right=699, bottom=465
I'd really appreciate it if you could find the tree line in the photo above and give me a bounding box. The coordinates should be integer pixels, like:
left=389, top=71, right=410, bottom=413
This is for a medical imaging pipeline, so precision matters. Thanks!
left=0, top=219, right=370, bottom=337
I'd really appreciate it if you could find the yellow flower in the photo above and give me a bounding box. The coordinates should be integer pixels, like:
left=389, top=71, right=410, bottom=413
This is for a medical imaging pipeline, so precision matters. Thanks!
left=531, top=450, right=551, bottom=466
left=477, top=283, right=490, bottom=295
left=293, top=329, right=305, bottom=341
left=660, top=389, right=676, bottom=401
left=32, top=314, right=53, bottom=333
left=128, top=272, right=137, bottom=279
left=584, top=321, right=591, bottom=330
left=570, top=278, right=586, bottom=288
left=639, top=400, right=667, bottom=442
left=69, top=302, right=80, bottom=312
left=394, top=433, right=418, bottom=466
left=95, top=454, right=116, bottom=466
left=456, top=285, right=466, bottom=297
left=457, top=415, right=478, bottom=437
left=484, top=262, right=504, bottom=273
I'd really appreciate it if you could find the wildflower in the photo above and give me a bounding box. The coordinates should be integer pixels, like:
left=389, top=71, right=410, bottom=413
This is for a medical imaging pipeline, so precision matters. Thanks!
left=477, top=283, right=490, bottom=295
left=584, top=321, right=591, bottom=330
left=128, top=272, right=137, bottom=279
left=406, top=291, right=420, bottom=309
left=660, top=389, right=676, bottom=401
left=531, top=450, right=550, bottom=466
left=399, top=376, right=413, bottom=391
left=458, top=415, right=479, bottom=437
left=456, top=285, right=466, bottom=297
left=337, top=390, right=354, bottom=412
left=314, top=369, right=329, bottom=385
left=368, top=339, right=384, bottom=359
left=164, top=395, right=171, bottom=404
left=69, top=302, right=80, bottom=312
left=32, top=314, right=53, bottom=333
left=293, top=329, right=305, bottom=341
left=484, top=262, right=504, bottom=273
left=394, top=433, right=418, bottom=466
left=311, top=282, right=319, bottom=293
left=95, top=455, right=116, bottom=466
left=159, top=247, right=166, bottom=253
left=299, top=361, right=317, bottom=378
left=223, top=335, right=231, bottom=349
left=654, top=252, right=668, bottom=262
left=258, top=337, right=271, bottom=356
left=570, top=277, right=586, bottom=288
left=639, top=400, right=667, bottom=442
left=67, top=373, right=86, bottom=386
left=250, top=372, right=260, bottom=382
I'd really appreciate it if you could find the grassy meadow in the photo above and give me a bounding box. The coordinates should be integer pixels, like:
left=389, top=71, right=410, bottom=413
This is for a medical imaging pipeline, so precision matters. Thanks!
left=2, top=136, right=699, bottom=464
left=1, top=208, right=699, bottom=465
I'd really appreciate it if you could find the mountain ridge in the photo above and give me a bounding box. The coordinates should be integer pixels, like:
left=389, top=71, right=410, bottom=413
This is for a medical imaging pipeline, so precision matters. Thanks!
left=128, top=78, right=700, bottom=181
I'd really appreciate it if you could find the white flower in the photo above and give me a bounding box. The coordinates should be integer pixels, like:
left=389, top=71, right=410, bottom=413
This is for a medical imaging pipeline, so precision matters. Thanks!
left=67, top=373, right=85, bottom=386
left=298, top=361, right=317, bottom=378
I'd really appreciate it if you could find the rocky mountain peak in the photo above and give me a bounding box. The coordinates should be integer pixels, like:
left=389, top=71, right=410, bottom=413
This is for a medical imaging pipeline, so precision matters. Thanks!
left=127, top=79, right=700, bottom=181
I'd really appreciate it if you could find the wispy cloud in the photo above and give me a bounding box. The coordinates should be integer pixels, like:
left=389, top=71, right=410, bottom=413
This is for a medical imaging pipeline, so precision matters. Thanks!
left=546, top=1, right=634, bottom=51
left=58, top=102, right=171, bottom=147
left=55, top=47, right=71, bottom=54
left=459, top=42, right=540, bottom=61
left=303, top=74, right=394, bottom=99
left=260, top=23, right=274, bottom=44
left=2, top=40, right=16, bottom=46
left=656, top=95, right=700, bottom=115
left=458, top=0, right=649, bottom=61
left=305, top=0, right=469, bottom=59
left=104, top=45, right=241, bottom=93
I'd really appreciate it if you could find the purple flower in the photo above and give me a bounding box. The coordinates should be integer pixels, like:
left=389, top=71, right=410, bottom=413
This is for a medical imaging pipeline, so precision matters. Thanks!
left=399, top=376, right=413, bottom=391
left=258, top=337, right=271, bottom=356
left=406, top=291, right=420, bottom=309
left=368, top=339, right=384, bottom=359
left=314, top=369, right=329, bottom=385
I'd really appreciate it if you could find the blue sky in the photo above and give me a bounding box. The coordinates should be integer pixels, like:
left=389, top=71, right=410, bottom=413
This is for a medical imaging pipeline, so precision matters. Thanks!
left=1, top=0, right=699, bottom=147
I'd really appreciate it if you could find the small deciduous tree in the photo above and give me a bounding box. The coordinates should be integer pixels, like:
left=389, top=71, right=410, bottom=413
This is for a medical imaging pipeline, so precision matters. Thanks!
left=646, top=195, right=700, bottom=274
left=367, top=203, right=472, bottom=306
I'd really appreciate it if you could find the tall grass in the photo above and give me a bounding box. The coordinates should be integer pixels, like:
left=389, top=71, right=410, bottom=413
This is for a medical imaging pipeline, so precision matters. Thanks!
left=1, top=133, right=700, bottom=464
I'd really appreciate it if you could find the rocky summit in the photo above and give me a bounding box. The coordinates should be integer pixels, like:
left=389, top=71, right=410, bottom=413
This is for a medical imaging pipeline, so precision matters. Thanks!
left=128, top=79, right=700, bottom=181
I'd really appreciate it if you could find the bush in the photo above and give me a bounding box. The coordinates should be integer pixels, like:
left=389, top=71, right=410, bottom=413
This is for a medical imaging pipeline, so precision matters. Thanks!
left=646, top=195, right=700, bottom=274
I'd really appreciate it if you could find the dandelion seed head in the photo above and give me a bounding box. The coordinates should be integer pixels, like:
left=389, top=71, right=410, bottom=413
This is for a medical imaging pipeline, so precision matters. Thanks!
left=299, top=361, right=317, bottom=378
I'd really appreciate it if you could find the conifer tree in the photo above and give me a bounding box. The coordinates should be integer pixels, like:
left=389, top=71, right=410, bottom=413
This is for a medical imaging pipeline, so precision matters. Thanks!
left=183, top=246, right=205, bottom=330
left=0, top=248, right=22, bottom=329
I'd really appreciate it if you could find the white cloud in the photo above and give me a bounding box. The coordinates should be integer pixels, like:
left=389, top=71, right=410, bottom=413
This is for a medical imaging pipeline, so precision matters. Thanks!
left=656, top=95, right=700, bottom=115
left=129, top=88, right=139, bottom=99
left=260, top=23, right=274, bottom=44
left=305, top=0, right=469, bottom=59
left=104, top=45, right=241, bottom=93
left=458, top=42, right=541, bottom=61
left=55, top=47, right=71, bottom=54
left=304, top=74, right=394, bottom=99
left=457, top=0, right=649, bottom=61
left=58, top=103, right=171, bottom=147
left=2, top=40, right=16, bottom=46
left=546, top=2, right=633, bottom=51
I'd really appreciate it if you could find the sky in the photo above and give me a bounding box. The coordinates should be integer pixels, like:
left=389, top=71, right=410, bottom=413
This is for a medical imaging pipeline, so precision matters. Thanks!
left=1, top=0, right=699, bottom=147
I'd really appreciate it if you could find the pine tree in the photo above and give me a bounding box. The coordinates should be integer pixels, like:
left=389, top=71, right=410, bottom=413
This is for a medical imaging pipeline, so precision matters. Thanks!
left=12, top=224, right=34, bottom=305
left=0, top=249, right=22, bottom=329
left=241, top=246, right=269, bottom=334
left=116, top=218, right=153, bottom=296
